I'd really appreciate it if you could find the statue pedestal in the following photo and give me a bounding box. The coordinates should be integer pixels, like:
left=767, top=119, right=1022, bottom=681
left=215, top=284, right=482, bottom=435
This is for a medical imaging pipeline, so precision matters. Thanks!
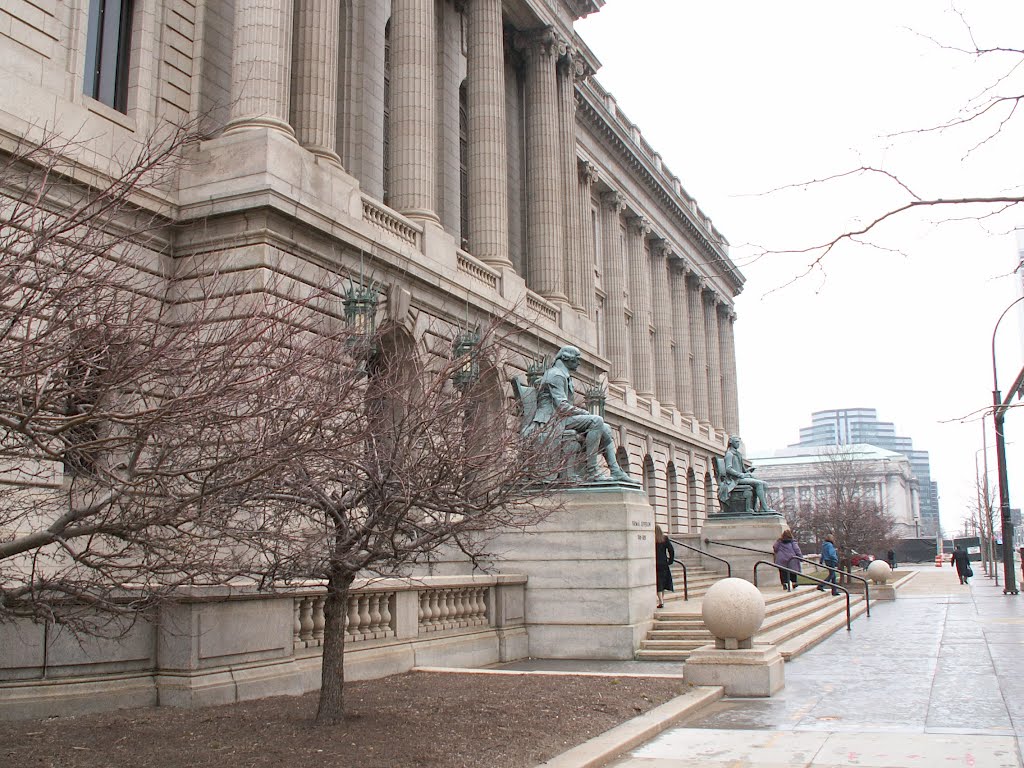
left=487, top=484, right=654, bottom=659
left=700, top=514, right=789, bottom=585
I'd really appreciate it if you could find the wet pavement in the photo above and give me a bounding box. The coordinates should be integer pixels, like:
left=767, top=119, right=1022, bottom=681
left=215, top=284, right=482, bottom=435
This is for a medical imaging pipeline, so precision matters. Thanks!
left=609, top=564, right=1024, bottom=767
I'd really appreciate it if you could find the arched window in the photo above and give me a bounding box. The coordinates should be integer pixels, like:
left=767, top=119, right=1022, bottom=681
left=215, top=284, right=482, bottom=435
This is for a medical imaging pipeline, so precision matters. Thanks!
left=644, top=455, right=657, bottom=519
left=704, top=471, right=714, bottom=527
left=616, top=446, right=631, bottom=479
left=687, top=468, right=698, bottom=533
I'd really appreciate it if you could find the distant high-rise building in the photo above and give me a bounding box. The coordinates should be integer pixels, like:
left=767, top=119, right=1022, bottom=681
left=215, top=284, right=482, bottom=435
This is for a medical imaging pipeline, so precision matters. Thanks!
left=789, top=408, right=940, bottom=536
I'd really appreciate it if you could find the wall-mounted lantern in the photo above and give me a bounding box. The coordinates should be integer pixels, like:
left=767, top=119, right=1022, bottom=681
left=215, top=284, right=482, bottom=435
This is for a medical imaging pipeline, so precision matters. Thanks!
left=452, top=328, right=480, bottom=389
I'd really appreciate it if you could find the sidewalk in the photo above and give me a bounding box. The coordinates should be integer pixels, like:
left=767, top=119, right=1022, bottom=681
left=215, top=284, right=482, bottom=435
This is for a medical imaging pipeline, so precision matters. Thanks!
left=605, top=564, right=1024, bottom=767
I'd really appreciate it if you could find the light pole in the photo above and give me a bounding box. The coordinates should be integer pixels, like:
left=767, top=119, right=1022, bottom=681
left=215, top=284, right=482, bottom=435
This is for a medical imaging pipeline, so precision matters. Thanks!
left=990, top=295, right=1024, bottom=596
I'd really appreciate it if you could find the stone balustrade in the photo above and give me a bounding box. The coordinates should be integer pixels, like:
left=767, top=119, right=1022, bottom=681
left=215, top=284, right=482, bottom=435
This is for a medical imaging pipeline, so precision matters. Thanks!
left=361, top=195, right=422, bottom=246
left=0, top=575, right=527, bottom=720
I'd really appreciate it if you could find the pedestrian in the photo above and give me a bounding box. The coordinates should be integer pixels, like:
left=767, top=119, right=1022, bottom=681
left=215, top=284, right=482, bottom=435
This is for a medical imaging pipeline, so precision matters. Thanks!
left=887, top=549, right=897, bottom=569
left=1019, top=546, right=1024, bottom=584
left=950, top=545, right=972, bottom=584
left=654, top=525, right=674, bottom=609
left=773, top=529, right=802, bottom=591
left=817, top=535, right=840, bottom=596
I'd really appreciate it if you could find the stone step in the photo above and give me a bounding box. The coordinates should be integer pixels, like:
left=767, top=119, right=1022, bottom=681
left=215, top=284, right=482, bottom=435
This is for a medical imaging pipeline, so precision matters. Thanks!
left=636, top=586, right=869, bottom=663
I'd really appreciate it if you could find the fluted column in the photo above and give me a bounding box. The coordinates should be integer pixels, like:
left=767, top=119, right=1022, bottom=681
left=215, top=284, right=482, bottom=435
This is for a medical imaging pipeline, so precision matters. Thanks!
left=650, top=242, right=676, bottom=409
left=291, top=0, right=341, bottom=163
left=577, top=159, right=599, bottom=318
left=524, top=29, right=566, bottom=302
left=670, top=261, right=694, bottom=417
left=466, top=0, right=510, bottom=266
left=688, top=275, right=709, bottom=424
left=389, top=0, right=438, bottom=222
left=626, top=217, right=654, bottom=397
left=559, top=50, right=585, bottom=310
left=722, top=308, right=740, bottom=434
left=226, top=0, right=296, bottom=135
left=600, top=191, right=628, bottom=385
left=704, top=289, right=724, bottom=430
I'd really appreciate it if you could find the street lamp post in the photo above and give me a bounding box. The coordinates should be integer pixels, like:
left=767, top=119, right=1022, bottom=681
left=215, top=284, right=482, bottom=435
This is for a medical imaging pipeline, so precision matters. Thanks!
left=990, top=295, right=1024, bottom=596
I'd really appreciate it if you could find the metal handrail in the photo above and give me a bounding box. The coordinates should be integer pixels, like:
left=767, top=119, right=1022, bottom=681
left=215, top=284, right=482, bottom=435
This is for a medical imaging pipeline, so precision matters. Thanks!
left=669, top=536, right=732, bottom=579
left=793, top=554, right=871, bottom=617
left=703, top=538, right=771, bottom=556
left=753, top=560, right=853, bottom=631
left=706, top=538, right=870, bottom=617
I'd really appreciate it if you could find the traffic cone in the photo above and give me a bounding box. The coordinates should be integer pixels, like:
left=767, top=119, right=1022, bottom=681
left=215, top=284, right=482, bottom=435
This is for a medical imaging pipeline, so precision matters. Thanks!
left=935, top=554, right=942, bottom=567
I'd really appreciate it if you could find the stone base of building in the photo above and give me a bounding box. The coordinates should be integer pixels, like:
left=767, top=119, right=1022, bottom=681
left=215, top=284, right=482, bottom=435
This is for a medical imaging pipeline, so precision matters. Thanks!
left=684, top=643, right=785, bottom=697
left=700, top=514, right=789, bottom=584
left=487, top=484, right=656, bottom=659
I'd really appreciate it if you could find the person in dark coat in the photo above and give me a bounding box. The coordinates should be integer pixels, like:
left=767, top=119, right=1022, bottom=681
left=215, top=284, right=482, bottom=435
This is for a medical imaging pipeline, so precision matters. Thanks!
left=817, top=535, right=840, bottom=596
left=950, top=545, right=971, bottom=584
left=654, top=525, right=674, bottom=608
left=773, top=529, right=803, bottom=591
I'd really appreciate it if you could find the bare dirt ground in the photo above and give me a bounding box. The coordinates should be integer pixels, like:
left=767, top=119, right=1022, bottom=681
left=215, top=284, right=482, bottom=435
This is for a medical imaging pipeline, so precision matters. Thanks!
left=0, top=671, right=689, bottom=768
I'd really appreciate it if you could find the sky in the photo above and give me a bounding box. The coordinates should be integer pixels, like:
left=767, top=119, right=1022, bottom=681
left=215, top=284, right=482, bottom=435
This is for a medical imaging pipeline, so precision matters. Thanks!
left=577, top=1, right=1024, bottom=536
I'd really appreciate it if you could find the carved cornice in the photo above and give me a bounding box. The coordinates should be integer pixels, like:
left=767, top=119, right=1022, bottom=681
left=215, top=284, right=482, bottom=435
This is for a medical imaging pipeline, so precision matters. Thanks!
left=576, top=86, right=744, bottom=295
left=563, top=0, right=605, bottom=21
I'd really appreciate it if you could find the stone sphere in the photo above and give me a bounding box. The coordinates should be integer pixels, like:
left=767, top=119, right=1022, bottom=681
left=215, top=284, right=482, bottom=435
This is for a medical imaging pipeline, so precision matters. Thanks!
left=867, top=559, right=892, bottom=584
left=701, top=577, right=766, bottom=642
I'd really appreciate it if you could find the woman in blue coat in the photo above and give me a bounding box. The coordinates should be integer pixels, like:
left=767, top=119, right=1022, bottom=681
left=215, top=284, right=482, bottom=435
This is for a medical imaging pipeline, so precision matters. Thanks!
left=817, top=535, right=840, bottom=596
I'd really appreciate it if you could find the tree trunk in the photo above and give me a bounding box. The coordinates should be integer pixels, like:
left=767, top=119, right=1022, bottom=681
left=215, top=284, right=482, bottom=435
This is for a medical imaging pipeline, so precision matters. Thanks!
left=316, top=566, right=354, bottom=724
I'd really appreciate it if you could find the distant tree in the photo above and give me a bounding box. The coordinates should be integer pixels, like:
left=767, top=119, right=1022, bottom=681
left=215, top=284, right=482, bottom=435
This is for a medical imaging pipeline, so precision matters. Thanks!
left=771, top=447, right=898, bottom=558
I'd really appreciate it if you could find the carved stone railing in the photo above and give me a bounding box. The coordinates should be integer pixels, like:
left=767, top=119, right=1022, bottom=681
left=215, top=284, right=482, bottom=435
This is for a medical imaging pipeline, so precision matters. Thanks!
left=455, top=249, right=499, bottom=290
left=417, top=585, right=488, bottom=632
left=525, top=290, right=559, bottom=325
left=361, top=195, right=421, bottom=246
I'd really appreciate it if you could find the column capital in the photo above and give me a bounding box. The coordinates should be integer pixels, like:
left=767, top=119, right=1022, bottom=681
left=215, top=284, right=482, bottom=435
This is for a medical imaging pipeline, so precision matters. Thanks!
left=518, top=26, right=562, bottom=58
left=651, top=240, right=674, bottom=260
left=627, top=216, right=652, bottom=237
left=601, top=190, right=626, bottom=213
left=688, top=273, right=706, bottom=291
left=578, top=158, right=600, bottom=186
left=703, top=287, right=722, bottom=306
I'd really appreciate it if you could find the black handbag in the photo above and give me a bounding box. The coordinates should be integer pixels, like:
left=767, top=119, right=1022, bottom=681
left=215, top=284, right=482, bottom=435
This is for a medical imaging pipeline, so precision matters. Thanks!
left=965, top=565, right=974, bottom=578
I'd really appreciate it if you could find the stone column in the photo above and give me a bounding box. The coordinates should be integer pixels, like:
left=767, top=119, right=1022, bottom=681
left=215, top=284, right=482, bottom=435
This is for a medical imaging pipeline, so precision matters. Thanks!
left=600, top=190, right=629, bottom=385
left=291, top=0, right=341, bottom=163
left=688, top=275, right=710, bottom=425
left=626, top=217, right=654, bottom=397
left=524, top=28, right=566, bottom=302
left=559, top=50, right=586, bottom=311
left=226, top=0, right=296, bottom=136
left=389, top=0, right=439, bottom=223
left=650, top=242, right=676, bottom=409
left=721, top=307, right=740, bottom=435
left=577, top=159, right=599, bottom=319
left=704, top=289, right=724, bottom=430
left=466, top=0, right=510, bottom=267
left=670, top=261, right=694, bottom=417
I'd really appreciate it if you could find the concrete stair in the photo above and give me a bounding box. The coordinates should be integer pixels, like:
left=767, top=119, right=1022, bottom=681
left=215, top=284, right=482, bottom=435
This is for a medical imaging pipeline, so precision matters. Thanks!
left=662, top=560, right=722, bottom=602
left=637, top=585, right=869, bottom=662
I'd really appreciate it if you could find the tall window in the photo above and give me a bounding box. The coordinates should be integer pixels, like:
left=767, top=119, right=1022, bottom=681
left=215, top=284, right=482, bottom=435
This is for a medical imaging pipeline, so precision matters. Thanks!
left=383, top=19, right=392, bottom=205
left=83, top=0, right=134, bottom=113
left=459, top=80, right=469, bottom=250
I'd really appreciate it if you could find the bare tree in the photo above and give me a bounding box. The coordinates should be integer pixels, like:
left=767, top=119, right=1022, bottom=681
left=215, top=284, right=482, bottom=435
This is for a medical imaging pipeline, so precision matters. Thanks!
left=772, top=447, right=899, bottom=558
left=0, top=125, right=569, bottom=724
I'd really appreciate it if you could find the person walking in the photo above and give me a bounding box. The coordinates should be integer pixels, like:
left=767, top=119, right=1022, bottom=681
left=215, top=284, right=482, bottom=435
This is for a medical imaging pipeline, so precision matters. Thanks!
left=950, top=545, right=972, bottom=584
left=817, top=535, right=840, bottom=596
left=773, top=529, right=802, bottom=591
left=654, top=525, right=674, bottom=608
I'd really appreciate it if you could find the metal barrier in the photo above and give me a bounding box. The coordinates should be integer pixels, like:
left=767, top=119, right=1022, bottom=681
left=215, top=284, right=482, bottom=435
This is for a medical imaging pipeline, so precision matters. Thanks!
left=670, top=536, right=732, bottom=584
left=705, top=538, right=870, bottom=617
left=754, top=561, right=853, bottom=631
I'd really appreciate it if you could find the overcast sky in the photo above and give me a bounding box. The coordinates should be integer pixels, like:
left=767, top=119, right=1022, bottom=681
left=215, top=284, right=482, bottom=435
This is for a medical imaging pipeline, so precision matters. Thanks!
left=577, top=1, right=1024, bottom=536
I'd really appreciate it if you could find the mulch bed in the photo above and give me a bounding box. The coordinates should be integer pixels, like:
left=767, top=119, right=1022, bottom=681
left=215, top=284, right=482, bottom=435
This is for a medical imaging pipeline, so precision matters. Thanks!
left=0, top=671, right=690, bottom=768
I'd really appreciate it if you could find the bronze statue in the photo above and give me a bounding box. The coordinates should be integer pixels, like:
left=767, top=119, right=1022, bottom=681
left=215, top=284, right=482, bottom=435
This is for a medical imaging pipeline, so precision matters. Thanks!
left=717, top=435, right=775, bottom=514
left=527, top=346, right=630, bottom=483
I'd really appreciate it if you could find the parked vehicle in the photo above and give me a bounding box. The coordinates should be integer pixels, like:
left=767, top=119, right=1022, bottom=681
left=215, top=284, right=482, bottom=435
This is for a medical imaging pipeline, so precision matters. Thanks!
left=851, top=553, right=875, bottom=568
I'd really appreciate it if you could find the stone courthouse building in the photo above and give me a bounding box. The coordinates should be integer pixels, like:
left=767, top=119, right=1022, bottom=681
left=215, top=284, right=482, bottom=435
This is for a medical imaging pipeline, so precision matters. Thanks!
left=0, top=0, right=746, bottom=713
left=1, top=0, right=743, bottom=534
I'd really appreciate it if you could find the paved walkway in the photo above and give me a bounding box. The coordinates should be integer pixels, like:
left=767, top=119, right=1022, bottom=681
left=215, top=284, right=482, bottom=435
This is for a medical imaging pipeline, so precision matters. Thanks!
left=607, top=564, right=1024, bottom=768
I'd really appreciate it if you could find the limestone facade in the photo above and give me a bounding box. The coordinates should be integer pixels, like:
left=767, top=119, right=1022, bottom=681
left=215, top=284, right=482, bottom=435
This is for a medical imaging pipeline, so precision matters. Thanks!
left=0, top=0, right=743, bottom=537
